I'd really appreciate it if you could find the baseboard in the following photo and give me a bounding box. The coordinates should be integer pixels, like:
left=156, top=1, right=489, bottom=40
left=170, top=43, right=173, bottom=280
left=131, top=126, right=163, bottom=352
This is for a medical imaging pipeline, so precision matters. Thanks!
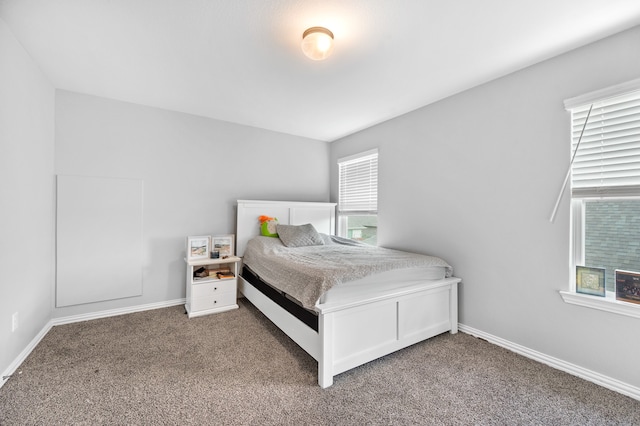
left=459, top=323, right=640, bottom=402
left=0, top=298, right=186, bottom=389
left=51, top=298, right=186, bottom=326
left=1, top=320, right=53, bottom=389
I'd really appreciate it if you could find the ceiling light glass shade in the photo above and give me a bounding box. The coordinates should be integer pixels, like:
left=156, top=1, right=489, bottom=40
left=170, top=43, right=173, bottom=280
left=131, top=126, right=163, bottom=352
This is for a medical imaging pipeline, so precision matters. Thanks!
left=301, top=27, right=334, bottom=60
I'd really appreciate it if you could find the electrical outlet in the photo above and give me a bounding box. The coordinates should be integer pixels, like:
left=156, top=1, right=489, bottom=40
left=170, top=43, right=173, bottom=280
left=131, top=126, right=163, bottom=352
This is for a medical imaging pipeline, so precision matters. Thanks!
left=11, top=312, right=18, bottom=332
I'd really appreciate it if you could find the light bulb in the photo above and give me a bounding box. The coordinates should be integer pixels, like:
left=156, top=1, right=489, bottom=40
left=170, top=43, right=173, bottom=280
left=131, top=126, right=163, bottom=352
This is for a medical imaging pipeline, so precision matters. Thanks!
left=301, top=27, right=334, bottom=61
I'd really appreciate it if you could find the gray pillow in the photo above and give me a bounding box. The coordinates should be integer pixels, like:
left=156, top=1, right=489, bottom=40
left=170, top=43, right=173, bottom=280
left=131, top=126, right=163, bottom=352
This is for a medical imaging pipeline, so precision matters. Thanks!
left=276, top=223, right=325, bottom=248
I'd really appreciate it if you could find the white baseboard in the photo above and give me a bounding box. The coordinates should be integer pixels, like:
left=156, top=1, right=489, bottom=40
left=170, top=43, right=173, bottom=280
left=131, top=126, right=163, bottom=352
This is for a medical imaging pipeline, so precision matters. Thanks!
left=51, top=298, right=186, bottom=326
left=0, top=298, right=185, bottom=389
left=1, top=321, right=53, bottom=389
left=459, top=323, right=640, bottom=402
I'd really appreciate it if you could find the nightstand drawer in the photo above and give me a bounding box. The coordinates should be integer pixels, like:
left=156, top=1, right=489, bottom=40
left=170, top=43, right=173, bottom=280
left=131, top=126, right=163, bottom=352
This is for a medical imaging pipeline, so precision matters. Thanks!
left=191, top=289, right=236, bottom=311
left=192, top=279, right=236, bottom=299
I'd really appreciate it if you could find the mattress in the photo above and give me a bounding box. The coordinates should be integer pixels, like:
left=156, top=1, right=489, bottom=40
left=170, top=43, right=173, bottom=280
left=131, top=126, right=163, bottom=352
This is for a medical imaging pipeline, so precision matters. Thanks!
left=242, top=234, right=452, bottom=310
left=318, top=265, right=447, bottom=305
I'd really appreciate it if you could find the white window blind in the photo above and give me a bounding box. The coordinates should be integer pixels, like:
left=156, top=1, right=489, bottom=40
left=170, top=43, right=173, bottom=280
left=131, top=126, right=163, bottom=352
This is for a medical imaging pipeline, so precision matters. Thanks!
left=570, top=89, right=640, bottom=198
left=338, top=149, right=378, bottom=212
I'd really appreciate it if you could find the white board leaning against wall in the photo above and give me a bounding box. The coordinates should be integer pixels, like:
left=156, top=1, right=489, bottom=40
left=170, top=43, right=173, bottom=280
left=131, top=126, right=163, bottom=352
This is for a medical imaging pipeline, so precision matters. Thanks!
left=56, top=175, right=143, bottom=307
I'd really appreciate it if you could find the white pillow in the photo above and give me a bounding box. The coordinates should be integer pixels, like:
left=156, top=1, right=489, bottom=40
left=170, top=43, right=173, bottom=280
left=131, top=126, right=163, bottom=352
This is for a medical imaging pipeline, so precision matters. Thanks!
left=276, top=223, right=325, bottom=247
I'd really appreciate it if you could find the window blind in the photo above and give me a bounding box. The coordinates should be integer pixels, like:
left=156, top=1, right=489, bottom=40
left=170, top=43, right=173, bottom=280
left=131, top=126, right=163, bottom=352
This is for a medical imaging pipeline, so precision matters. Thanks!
left=338, top=150, right=378, bottom=212
left=570, top=89, right=640, bottom=198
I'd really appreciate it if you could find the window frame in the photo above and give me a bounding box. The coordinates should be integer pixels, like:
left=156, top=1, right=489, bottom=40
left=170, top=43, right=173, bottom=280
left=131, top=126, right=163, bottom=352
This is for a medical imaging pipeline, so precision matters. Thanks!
left=337, top=149, right=378, bottom=243
left=561, top=78, right=640, bottom=318
left=565, top=197, right=640, bottom=318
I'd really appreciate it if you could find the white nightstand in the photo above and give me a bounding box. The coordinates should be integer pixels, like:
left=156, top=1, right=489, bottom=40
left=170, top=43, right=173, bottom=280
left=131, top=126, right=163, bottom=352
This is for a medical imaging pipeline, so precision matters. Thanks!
left=184, top=256, right=241, bottom=318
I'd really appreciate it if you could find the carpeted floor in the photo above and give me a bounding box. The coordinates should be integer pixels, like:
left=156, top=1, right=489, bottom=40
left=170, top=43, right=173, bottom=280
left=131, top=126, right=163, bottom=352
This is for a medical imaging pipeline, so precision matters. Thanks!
left=1, top=298, right=639, bottom=425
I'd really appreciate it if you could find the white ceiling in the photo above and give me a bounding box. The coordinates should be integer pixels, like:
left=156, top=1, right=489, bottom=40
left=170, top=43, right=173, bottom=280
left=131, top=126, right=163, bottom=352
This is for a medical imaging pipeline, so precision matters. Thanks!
left=2, top=1, right=640, bottom=142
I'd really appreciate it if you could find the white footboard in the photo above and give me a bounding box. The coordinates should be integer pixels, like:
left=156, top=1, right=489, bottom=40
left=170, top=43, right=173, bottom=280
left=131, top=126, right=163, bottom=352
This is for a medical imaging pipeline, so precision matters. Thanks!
left=239, top=275, right=460, bottom=388
left=317, top=278, right=459, bottom=388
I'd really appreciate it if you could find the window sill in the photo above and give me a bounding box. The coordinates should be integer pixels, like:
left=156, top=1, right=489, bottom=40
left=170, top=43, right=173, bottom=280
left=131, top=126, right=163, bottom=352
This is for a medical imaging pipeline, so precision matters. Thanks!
left=559, top=290, right=640, bottom=319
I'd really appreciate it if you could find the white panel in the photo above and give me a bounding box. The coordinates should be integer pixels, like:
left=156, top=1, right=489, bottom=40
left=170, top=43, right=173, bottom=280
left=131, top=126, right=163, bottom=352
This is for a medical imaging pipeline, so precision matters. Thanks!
left=56, top=175, right=143, bottom=307
left=291, top=207, right=335, bottom=235
left=332, top=301, right=397, bottom=361
left=398, top=289, right=450, bottom=340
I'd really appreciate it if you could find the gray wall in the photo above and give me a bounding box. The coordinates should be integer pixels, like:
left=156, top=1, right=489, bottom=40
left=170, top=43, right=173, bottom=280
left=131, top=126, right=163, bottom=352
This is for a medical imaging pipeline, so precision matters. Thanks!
left=0, top=18, right=55, bottom=378
left=330, top=26, right=640, bottom=389
left=53, top=90, right=330, bottom=318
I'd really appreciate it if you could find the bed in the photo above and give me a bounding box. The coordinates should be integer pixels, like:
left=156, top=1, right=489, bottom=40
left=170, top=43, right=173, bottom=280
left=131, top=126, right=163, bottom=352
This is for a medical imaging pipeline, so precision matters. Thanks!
left=236, top=199, right=461, bottom=388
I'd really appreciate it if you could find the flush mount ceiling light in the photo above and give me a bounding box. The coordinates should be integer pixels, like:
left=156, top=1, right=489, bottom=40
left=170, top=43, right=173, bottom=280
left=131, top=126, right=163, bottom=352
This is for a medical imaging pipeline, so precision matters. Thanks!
left=301, top=27, right=334, bottom=61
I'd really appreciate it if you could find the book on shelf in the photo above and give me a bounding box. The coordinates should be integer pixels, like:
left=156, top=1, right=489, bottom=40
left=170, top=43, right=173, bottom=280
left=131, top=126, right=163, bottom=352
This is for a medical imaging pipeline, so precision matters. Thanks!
left=194, top=267, right=208, bottom=278
left=193, top=276, right=213, bottom=282
left=208, top=268, right=230, bottom=276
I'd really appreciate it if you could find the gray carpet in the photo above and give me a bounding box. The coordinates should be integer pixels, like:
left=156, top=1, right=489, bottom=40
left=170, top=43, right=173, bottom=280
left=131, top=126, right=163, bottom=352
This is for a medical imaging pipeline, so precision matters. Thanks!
left=1, top=298, right=638, bottom=425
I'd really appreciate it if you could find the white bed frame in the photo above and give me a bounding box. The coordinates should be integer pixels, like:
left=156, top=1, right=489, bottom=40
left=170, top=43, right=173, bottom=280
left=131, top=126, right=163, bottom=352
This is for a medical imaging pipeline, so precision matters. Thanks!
left=236, top=199, right=461, bottom=388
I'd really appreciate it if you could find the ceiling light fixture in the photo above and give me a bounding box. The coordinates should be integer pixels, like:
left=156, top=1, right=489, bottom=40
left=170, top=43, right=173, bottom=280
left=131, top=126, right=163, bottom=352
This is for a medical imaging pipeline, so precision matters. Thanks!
left=301, top=27, right=334, bottom=61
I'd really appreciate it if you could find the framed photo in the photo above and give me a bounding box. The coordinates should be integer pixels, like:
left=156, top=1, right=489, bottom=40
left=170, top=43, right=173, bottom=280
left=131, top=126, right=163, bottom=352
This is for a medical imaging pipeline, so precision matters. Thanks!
left=615, top=270, right=640, bottom=304
left=576, top=266, right=605, bottom=297
left=187, top=236, right=210, bottom=260
left=212, top=234, right=234, bottom=258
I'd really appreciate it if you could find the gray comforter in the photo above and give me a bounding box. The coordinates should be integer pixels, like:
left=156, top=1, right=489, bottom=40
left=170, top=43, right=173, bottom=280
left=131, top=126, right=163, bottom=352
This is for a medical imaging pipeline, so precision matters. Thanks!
left=242, top=235, right=453, bottom=310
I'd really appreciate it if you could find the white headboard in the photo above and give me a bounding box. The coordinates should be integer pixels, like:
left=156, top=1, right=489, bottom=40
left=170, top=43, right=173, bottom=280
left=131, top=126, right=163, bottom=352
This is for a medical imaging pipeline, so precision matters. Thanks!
left=236, top=200, right=336, bottom=256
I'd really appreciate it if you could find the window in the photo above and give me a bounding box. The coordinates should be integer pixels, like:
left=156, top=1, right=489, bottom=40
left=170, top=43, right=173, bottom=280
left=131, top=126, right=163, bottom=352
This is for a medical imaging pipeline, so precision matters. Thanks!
left=566, top=79, right=640, bottom=310
left=337, top=149, right=378, bottom=245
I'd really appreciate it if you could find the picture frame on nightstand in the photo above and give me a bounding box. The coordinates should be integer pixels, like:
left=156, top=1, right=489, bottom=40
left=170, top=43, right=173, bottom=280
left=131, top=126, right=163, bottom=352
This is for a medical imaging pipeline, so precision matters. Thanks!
left=187, top=236, right=210, bottom=260
left=212, top=234, right=234, bottom=258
